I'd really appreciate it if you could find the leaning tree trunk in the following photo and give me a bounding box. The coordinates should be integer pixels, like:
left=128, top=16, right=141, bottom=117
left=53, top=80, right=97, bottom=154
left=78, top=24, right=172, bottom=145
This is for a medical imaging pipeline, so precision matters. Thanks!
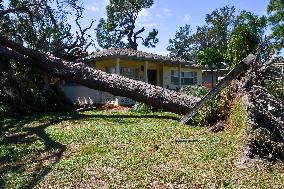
left=0, top=36, right=201, bottom=115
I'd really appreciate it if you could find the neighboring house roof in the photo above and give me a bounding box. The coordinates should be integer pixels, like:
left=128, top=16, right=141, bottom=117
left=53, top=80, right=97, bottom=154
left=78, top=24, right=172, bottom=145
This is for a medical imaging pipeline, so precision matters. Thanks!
left=84, top=48, right=200, bottom=68
left=202, top=62, right=229, bottom=72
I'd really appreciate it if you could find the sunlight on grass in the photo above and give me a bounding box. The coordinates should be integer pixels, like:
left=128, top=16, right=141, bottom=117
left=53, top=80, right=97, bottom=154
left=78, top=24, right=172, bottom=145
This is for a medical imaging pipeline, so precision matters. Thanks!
left=1, top=105, right=284, bottom=188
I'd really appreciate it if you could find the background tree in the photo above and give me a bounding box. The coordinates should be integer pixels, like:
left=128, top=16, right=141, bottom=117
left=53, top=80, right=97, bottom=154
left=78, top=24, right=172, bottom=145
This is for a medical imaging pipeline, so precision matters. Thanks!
left=205, top=6, right=236, bottom=58
left=167, top=6, right=235, bottom=84
left=267, top=0, right=284, bottom=52
left=167, top=24, right=195, bottom=61
left=96, top=0, right=158, bottom=50
left=167, top=6, right=235, bottom=61
left=0, top=0, right=94, bottom=116
left=228, top=11, right=267, bottom=66
left=197, top=47, right=223, bottom=88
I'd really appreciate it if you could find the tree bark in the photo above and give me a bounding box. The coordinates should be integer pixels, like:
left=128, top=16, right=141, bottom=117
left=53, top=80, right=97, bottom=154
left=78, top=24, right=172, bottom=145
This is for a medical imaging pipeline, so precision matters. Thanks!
left=0, top=37, right=200, bottom=115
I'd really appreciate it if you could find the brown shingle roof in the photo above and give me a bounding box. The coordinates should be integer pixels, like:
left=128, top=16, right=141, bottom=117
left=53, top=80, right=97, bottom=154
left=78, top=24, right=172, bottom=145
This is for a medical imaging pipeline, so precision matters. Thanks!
left=84, top=48, right=199, bottom=68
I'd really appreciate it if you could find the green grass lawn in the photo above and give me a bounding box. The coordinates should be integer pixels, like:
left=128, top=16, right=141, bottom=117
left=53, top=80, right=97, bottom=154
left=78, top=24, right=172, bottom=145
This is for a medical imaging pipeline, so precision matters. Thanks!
left=1, top=102, right=284, bottom=189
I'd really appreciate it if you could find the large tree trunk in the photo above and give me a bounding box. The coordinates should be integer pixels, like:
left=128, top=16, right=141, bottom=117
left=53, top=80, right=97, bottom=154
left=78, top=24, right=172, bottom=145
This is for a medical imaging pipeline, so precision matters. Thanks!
left=0, top=36, right=200, bottom=115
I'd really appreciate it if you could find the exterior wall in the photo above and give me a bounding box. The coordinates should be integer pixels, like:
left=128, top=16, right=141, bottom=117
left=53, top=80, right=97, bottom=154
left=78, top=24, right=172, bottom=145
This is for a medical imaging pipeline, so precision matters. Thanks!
left=61, top=86, right=117, bottom=105
left=61, top=58, right=202, bottom=105
left=163, top=65, right=202, bottom=90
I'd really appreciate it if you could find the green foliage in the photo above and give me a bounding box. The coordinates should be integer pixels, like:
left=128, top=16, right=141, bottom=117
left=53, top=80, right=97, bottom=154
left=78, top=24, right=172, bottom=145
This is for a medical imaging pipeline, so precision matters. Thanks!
left=181, top=85, right=222, bottom=126
left=267, top=0, right=284, bottom=51
left=0, top=0, right=94, bottom=116
left=96, top=0, right=158, bottom=50
left=228, top=26, right=259, bottom=67
left=132, top=102, right=153, bottom=113
left=264, top=79, right=284, bottom=102
left=167, top=6, right=272, bottom=68
left=181, top=85, right=208, bottom=97
left=167, top=24, right=196, bottom=61
left=228, top=11, right=267, bottom=66
left=167, top=6, right=235, bottom=62
left=0, top=58, right=73, bottom=116
left=197, top=47, right=223, bottom=67
left=205, top=6, right=236, bottom=55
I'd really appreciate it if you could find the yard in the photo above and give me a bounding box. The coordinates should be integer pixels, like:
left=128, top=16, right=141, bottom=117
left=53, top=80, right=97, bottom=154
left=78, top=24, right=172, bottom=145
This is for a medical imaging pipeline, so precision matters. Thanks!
left=1, top=102, right=284, bottom=189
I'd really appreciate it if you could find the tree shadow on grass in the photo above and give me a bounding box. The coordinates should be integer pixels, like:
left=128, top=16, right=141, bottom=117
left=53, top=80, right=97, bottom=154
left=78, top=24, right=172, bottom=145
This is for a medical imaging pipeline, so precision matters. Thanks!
left=0, top=111, right=178, bottom=188
left=71, top=112, right=179, bottom=122
left=0, top=117, right=66, bottom=189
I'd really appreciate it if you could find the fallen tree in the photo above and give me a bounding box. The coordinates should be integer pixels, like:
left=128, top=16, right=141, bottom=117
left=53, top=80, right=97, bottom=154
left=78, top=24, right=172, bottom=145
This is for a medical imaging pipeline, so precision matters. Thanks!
left=1, top=34, right=284, bottom=160
left=0, top=35, right=201, bottom=115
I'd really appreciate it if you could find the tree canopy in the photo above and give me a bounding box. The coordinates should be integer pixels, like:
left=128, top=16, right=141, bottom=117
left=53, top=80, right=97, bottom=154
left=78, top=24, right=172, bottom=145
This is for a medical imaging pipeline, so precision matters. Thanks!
left=167, top=6, right=273, bottom=68
left=96, top=0, right=158, bottom=50
left=167, top=6, right=235, bottom=64
left=227, top=11, right=267, bottom=66
left=0, top=0, right=94, bottom=115
left=267, top=0, right=284, bottom=51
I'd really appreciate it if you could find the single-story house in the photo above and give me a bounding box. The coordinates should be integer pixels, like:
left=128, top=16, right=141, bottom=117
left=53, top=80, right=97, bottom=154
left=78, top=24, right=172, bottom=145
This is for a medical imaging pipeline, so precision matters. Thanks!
left=60, top=48, right=203, bottom=106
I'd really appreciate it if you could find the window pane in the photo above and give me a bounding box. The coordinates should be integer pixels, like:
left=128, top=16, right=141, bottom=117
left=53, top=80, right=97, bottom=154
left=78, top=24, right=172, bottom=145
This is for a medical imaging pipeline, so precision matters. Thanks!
left=182, top=78, right=193, bottom=85
left=183, top=72, right=193, bottom=77
left=171, top=70, right=179, bottom=77
left=120, top=67, right=139, bottom=79
left=171, top=76, right=179, bottom=85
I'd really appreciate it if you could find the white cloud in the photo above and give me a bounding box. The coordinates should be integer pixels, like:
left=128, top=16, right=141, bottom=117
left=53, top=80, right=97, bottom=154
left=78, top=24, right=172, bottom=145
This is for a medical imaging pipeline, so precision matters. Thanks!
left=144, top=23, right=157, bottom=27
left=161, top=8, right=172, bottom=16
left=156, top=13, right=162, bottom=18
left=184, top=13, right=191, bottom=21
left=87, top=5, right=100, bottom=12
left=137, top=9, right=150, bottom=19
left=137, top=8, right=158, bottom=28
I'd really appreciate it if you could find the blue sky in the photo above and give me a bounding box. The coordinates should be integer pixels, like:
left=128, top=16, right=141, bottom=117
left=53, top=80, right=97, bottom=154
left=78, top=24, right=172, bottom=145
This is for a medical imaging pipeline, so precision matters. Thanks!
left=80, top=0, right=271, bottom=55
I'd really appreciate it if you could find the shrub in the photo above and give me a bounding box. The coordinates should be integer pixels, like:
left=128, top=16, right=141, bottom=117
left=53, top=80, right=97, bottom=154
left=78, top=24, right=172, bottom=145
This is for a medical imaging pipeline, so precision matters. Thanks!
left=132, top=102, right=153, bottom=113
left=181, top=85, right=227, bottom=126
left=181, top=85, right=208, bottom=97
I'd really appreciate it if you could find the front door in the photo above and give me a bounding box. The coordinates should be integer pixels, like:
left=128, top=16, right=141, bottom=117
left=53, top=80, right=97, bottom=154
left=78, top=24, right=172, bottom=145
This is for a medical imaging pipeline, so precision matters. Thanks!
left=147, top=70, right=157, bottom=85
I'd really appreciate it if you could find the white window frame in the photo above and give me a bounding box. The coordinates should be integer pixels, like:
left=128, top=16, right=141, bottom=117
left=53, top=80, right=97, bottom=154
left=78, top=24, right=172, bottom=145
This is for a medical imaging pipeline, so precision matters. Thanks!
left=171, top=70, right=197, bottom=85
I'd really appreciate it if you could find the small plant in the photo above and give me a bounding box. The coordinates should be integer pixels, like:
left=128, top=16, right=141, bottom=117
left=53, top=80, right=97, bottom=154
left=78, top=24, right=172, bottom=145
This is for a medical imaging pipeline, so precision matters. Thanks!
left=132, top=102, right=153, bottom=113
left=181, top=85, right=208, bottom=97
left=181, top=85, right=227, bottom=126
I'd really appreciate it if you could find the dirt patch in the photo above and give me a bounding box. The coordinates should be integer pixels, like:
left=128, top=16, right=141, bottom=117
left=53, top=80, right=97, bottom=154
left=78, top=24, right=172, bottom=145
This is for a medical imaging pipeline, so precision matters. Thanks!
left=76, top=104, right=131, bottom=112
left=96, top=104, right=131, bottom=111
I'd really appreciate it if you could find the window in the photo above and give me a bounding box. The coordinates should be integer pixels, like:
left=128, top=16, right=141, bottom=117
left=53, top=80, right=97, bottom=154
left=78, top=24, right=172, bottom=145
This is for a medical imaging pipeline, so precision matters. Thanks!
left=182, top=71, right=197, bottom=85
left=171, top=70, right=197, bottom=85
left=120, top=67, right=139, bottom=80
left=171, top=70, right=179, bottom=85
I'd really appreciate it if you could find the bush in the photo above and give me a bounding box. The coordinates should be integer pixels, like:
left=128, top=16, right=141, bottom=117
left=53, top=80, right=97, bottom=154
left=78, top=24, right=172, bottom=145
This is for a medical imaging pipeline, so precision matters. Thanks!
left=181, top=85, right=227, bottom=126
left=132, top=102, right=153, bottom=113
left=181, top=85, right=208, bottom=97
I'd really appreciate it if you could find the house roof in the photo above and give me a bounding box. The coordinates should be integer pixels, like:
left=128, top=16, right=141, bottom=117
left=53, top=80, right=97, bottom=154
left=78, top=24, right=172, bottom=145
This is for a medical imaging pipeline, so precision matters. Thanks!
left=84, top=48, right=200, bottom=68
left=202, top=62, right=229, bottom=72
